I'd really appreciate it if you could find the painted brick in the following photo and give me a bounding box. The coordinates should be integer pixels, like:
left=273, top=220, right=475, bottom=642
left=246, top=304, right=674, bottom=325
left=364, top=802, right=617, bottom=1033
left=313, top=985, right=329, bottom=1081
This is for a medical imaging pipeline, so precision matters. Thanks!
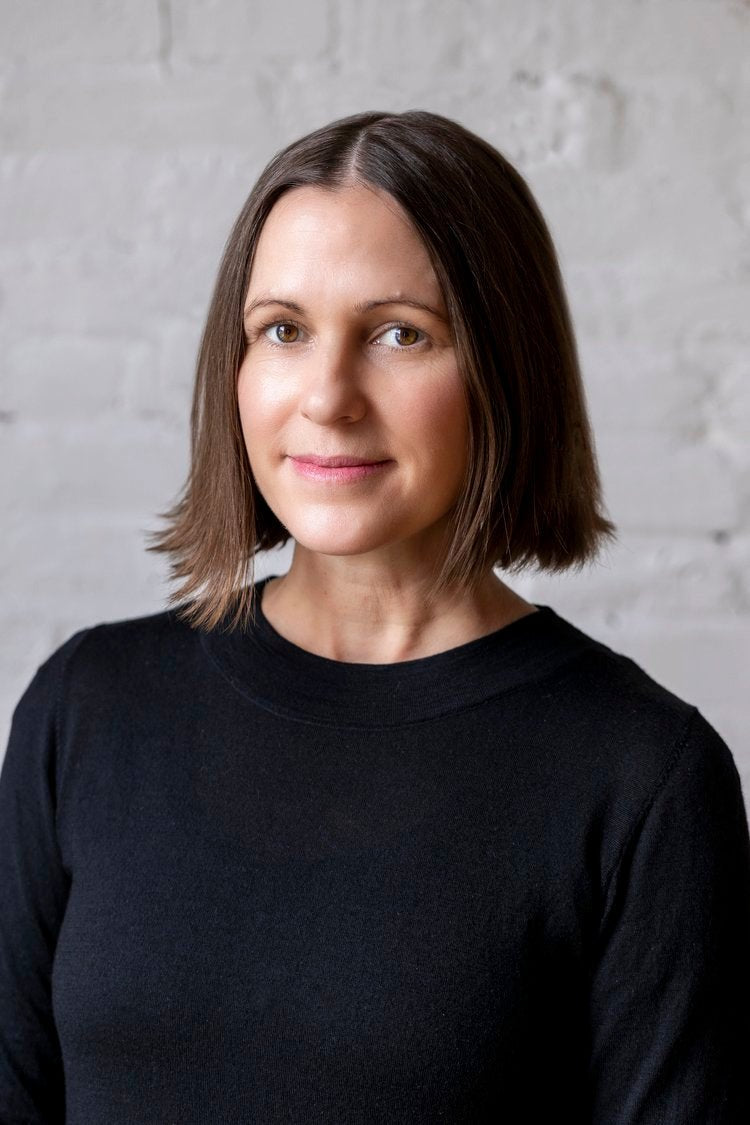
left=2, top=0, right=748, bottom=780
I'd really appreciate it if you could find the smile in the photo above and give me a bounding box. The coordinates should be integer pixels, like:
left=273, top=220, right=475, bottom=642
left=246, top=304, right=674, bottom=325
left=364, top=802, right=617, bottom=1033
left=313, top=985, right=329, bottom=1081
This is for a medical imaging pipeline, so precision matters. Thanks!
left=288, top=457, right=393, bottom=483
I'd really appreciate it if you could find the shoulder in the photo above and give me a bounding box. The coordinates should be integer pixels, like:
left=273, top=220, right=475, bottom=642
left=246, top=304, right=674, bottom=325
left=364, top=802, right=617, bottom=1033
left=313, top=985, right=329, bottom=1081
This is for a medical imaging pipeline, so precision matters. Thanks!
left=16, top=605, right=201, bottom=720
left=535, top=608, right=695, bottom=728
left=521, top=614, right=748, bottom=910
left=5, top=607, right=207, bottom=792
left=531, top=610, right=740, bottom=815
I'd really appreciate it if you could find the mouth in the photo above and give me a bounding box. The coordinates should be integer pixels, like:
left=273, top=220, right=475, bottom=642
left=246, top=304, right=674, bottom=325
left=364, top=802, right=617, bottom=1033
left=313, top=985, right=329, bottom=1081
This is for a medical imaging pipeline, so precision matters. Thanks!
left=287, top=454, right=393, bottom=483
left=289, top=454, right=389, bottom=467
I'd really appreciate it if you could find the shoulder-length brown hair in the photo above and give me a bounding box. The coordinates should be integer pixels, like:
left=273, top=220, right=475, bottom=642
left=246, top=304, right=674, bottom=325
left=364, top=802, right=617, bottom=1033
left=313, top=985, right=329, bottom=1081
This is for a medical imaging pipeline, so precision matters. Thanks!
left=147, top=109, right=616, bottom=632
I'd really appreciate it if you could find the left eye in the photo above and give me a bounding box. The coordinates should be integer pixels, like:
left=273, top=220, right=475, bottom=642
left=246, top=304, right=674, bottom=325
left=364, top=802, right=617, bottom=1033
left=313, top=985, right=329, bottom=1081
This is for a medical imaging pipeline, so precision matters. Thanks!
left=377, top=325, right=424, bottom=348
left=264, top=322, right=300, bottom=344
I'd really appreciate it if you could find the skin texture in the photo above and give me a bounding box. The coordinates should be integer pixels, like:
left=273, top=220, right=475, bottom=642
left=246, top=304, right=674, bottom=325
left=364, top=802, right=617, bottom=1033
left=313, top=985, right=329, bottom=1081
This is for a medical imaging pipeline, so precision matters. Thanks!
left=237, top=182, right=535, bottom=663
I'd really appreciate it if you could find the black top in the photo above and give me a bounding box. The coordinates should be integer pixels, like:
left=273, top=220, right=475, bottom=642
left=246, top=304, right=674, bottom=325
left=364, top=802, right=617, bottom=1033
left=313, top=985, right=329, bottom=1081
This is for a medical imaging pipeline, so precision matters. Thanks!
left=2, top=575, right=749, bottom=1123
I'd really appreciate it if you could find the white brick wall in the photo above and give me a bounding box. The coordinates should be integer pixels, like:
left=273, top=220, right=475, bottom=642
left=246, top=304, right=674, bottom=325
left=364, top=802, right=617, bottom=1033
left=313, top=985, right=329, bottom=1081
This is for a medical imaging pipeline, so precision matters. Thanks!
left=2, top=0, right=748, bottom=805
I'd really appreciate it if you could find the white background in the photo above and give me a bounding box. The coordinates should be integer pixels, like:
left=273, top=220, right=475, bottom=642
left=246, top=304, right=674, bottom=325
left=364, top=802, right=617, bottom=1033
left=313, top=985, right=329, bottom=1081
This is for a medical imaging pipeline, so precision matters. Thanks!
left=1, top=0, right=748, bottom=803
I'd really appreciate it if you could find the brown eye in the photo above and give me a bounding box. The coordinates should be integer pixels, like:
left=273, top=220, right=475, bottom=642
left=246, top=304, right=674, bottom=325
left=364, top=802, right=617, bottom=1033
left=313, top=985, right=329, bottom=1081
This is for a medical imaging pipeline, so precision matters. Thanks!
left=264, top=322, right=300, bottom=344
left=276, top=323, right=299, bottom=343
left=395, top=326, right=419, bottom=346
left=378, top=325, right=424, bottom=348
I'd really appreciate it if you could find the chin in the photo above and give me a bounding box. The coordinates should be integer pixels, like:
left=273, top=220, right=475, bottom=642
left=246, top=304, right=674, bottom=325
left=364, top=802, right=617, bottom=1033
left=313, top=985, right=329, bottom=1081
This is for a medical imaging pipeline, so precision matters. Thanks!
left=281, top=512, right=405, bottom=558
left=289, top=531, right=396, bottom=558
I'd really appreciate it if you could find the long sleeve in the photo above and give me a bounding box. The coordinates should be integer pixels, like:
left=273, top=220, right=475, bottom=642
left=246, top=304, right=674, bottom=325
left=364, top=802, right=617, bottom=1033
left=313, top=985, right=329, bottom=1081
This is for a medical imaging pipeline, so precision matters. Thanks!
left=4, top=592, right=749, bottom=1122
left=587, top=707, right=750, bottom=1123
left=0, top=629, right=90, bottom=1123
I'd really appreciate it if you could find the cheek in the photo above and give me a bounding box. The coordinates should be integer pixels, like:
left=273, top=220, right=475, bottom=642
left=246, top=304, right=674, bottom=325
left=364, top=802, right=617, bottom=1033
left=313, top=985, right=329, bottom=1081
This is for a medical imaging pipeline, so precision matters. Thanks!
left=237, top=361, right=288, bottom=449
left=400, top=375, right=469, bottom=464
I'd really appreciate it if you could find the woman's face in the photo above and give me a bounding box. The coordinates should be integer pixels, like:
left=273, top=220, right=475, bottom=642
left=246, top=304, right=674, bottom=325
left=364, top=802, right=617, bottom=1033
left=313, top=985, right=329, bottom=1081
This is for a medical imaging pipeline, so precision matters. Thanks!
left=237, top=182, right=469, bottom=565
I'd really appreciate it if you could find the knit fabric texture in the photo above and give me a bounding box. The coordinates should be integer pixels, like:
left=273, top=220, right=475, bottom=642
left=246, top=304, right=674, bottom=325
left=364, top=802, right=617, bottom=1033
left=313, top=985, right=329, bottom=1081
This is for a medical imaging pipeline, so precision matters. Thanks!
left=2, top=575, right=750, bottom=1122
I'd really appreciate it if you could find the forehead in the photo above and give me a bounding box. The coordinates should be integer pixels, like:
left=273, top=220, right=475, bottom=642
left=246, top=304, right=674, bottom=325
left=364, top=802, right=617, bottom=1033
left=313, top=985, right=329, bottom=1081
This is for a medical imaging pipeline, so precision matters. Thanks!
left=247, top=183, right=442, bottom=303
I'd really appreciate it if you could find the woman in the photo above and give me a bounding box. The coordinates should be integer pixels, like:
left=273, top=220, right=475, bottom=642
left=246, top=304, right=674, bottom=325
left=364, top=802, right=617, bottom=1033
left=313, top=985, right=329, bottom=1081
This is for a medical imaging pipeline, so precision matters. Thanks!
left=2, top=110, right=749, bottom=1122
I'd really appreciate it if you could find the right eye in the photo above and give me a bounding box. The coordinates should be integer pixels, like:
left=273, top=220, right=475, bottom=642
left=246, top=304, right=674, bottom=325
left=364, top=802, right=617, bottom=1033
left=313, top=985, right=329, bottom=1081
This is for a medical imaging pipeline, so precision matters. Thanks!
left=263, top=321, right=302, bottom=345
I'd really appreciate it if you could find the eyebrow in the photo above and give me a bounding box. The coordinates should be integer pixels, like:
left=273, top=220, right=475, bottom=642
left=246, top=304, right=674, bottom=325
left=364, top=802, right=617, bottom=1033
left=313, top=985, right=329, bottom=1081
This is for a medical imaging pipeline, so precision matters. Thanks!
left=242, top=295, right=447, bottom=324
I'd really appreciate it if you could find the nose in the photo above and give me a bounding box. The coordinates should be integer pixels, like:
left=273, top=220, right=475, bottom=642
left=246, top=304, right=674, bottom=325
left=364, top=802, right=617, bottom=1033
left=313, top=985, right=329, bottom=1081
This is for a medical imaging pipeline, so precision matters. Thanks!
left=298, top=337, right=367, bottom=426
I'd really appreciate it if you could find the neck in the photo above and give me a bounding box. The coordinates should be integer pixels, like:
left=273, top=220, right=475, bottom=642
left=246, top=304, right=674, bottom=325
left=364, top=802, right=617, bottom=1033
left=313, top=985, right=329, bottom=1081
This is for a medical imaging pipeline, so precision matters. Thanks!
left=258, top=551, right=537, bottom=664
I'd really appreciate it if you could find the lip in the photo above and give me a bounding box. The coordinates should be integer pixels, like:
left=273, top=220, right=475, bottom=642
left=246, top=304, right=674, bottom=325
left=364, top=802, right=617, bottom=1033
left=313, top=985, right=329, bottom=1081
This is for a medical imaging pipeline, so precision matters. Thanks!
left=290, top=454, right=387, bottom=467
left=288, top=454, right=393, bottom=483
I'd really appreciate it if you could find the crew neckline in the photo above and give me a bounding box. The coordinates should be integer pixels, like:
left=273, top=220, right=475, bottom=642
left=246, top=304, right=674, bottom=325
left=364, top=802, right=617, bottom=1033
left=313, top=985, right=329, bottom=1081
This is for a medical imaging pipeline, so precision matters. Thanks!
left=198, top=575, right=596, bottom=728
